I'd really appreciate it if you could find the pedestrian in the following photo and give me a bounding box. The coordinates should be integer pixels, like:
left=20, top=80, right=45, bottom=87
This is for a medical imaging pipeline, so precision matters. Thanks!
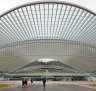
left=42, top=77, right=46, bottom=87
left=25, top=79, right=28, bottom=87
left=22, top=79, right=25, bottom=88
left=31, top=78, right=33, bottom=84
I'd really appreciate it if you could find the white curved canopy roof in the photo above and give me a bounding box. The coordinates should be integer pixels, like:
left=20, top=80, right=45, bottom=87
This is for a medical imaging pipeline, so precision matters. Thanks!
left=0, top=1, right=96, bottom=72
left=0, top=1, right=96, bottom=46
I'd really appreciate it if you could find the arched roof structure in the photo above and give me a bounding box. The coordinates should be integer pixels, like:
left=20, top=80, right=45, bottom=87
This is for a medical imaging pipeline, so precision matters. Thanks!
left=0, top=1, right=96, bottom=46
left=0, top=1, right=96, bottom=72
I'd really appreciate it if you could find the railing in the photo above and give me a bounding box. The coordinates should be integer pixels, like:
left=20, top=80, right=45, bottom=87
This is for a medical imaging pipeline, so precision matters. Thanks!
left=5, top=72, right=90, bottom=77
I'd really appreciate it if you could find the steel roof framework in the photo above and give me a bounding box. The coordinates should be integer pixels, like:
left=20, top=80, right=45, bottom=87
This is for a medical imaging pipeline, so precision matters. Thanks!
left=0, top=2, right=96, bottom=46
left=0, top=1, right=96, bottom=72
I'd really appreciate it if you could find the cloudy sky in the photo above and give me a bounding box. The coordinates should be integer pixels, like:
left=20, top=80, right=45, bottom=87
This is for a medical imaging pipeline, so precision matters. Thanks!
left=0, top=0, right=96, bottom=14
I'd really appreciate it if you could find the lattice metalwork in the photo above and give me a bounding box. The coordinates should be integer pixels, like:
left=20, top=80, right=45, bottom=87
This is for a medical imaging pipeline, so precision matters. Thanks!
left=5, top=72, right=90, bottom=77
left=0, top=40, right=96, bottom=57
left=16, top=60, right=78, bottom=73
left=0, top=2, right=96, bottom=46
left=0, top=1, right=96, bottom=72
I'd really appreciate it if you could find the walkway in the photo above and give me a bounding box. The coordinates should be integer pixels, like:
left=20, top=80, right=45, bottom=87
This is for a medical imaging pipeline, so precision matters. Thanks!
left=0, top=84, right=95, bottom=91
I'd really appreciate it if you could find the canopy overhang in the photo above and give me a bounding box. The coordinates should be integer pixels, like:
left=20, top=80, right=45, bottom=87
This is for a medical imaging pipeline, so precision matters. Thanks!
left=0, top=1, right=96, bottom=72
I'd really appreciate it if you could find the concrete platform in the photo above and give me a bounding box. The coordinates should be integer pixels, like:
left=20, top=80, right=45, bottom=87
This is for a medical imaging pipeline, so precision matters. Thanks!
left=0, top=84, right=95, bottom=91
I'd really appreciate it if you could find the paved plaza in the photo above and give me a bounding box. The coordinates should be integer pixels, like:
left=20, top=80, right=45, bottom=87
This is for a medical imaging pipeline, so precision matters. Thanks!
left=0, top=84, right=95, bottom=91
left=0, top=81, right=96, bottom=91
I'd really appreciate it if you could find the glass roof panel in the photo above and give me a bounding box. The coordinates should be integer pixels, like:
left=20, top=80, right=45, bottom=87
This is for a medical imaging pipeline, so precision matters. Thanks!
left=0, top=2, right=96, bottom=46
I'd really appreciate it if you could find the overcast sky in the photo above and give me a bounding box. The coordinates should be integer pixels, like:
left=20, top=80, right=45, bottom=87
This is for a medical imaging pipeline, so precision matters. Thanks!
left=0, top=0, right=96, bottom=14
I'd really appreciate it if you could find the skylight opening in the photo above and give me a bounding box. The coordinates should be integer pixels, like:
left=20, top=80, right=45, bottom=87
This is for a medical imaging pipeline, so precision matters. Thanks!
left=38, top=58, right=57, bottom=62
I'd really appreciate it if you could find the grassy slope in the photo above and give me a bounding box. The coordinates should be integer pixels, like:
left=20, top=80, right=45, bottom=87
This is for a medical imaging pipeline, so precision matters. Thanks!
left=89, top=84, right=96, bottom=87
left=0, top=84, right=11, bottom=88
